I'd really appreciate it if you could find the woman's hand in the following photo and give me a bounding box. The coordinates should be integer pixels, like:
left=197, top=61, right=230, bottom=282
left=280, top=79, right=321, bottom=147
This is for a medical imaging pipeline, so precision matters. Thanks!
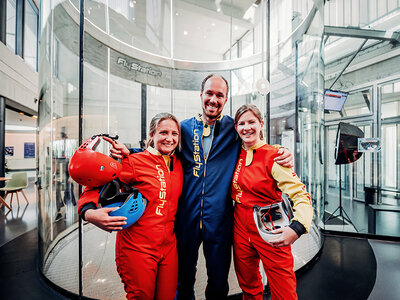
left=268, top=227, right=299, bottom=248
left=103, top=136, right=130, bottom=159
left=274, top=148, right=294, bottom=168
left=84, top=208, right=127, bottom=232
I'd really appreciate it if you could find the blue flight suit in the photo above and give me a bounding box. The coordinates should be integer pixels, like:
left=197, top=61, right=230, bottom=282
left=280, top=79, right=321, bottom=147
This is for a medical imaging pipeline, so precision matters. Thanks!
left=175, top=114, right=241, bottom=299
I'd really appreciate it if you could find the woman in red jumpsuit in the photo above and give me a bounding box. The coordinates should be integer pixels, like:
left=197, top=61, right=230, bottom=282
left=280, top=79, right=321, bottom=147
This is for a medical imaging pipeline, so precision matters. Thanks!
left=231, top=104, right=313, bottom=300
left=78, top=113, right=183, bottom=300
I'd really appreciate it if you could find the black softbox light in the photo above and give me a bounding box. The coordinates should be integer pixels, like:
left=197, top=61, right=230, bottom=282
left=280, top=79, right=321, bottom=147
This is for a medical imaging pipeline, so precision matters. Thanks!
left=334, top=122, right=364, bottom=165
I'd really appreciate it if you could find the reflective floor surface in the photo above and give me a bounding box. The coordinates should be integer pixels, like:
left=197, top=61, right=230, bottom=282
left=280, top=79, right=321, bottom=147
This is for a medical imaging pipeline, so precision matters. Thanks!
left=1, top=228, right=400, bottom=300
left=0, top=178, right=37, bottom=247
left=1, top=184, right=400, bottom=299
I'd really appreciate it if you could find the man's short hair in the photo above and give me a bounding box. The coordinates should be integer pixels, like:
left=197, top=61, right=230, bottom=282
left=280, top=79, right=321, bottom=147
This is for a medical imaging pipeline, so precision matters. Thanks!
left=201, top=74, right=229, bottom=96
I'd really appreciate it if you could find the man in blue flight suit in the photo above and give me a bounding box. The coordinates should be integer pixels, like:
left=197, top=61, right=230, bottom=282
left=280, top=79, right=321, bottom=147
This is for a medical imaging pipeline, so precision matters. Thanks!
left=175, top=74, right=293, bottom=299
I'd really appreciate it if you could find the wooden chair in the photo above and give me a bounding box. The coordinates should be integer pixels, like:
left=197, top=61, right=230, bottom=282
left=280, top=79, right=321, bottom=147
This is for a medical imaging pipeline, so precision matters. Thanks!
left=0, top=172, right=29, bottom=208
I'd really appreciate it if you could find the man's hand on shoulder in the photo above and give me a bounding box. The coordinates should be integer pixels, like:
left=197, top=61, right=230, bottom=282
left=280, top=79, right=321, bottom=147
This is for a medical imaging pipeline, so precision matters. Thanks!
left=274, top=147, right=294, bottom=168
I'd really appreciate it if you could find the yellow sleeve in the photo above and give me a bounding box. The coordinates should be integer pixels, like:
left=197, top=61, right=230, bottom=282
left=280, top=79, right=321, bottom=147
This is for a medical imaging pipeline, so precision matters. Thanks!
left=271, top=162, right=313, bottom=232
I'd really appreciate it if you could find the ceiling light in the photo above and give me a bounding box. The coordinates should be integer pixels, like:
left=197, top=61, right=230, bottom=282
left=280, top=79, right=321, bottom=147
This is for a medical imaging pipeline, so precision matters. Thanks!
left=217, top=8, right=221, bottom=12
left=175, top=12, right=179, bottom=16
left=129, top=1, right=134, bottom=7
left=183, top=30, right=188, bottom=35
left=132, top=17, right=135, bottom=20
left=211, top=23, right=216, bottom=27
left=32, top=115, right=38, bottom=119
left=6, top=125, right=36, bottom=131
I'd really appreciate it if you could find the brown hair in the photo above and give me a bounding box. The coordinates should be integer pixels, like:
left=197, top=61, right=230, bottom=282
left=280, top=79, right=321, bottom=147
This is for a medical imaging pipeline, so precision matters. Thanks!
left=146, top=112, right=181, bottom=151
left=234, top=104, right=264, bottom=140
left=201, top=74, right=229, bottom=96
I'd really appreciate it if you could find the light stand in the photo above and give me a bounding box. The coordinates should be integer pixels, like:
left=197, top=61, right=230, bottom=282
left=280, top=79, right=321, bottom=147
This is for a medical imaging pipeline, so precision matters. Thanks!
left=325, top=164, right=358, bottom=231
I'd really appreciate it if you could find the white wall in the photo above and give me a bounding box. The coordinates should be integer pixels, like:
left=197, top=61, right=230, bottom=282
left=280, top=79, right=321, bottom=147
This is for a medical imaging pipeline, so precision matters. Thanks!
left=0, top=42, right=38, bottom=112
left=5, top=132, right=36, bottom=170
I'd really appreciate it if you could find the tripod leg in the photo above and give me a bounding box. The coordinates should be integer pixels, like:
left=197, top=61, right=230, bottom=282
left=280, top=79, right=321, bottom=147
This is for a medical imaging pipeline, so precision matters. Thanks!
left=341, top=208, right=358, bottom=232
left=325, top=206, right=341, bottom=223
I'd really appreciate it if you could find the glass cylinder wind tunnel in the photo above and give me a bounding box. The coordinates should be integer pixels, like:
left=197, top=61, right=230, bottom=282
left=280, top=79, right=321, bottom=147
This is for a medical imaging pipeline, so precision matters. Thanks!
left=38, top=0, right=324, bottom=298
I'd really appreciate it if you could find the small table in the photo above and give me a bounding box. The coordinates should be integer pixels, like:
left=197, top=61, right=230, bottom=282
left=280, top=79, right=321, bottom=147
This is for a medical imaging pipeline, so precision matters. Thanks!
left=0, top=177, right=11, bottom=210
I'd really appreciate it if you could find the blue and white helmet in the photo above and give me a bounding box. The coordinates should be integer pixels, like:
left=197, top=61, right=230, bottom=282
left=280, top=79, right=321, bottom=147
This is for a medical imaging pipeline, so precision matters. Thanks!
left=253, top=196, right=294, bottom=243
left=99, top=180, right=147, bottom=230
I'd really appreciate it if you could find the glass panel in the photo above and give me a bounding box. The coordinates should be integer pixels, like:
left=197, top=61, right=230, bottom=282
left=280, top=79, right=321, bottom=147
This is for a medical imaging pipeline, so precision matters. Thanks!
left=109, top=74, right=142, bottom=148
left=108, top=0, right=172, bottom=57
left=6, top=0, right=16, bottom=52
left=377, top=0, right=387, bottom=17
left=173, top=1, right=230, bottom=61
left=38, top=0, right=326, bottom=297
left=86, top=0, right=107, bottom=32
left=388, top=0, right=398, bottom=11
left=353, top=124, right=371, bottom=201
left=382, top=124, right=397, bottom=188
left=172, top=88, right=201, bottom=122
left=344, top=0, right=351, bottom=26
left=24, top=0, right=38, bottom=70
left=38, top=2, right=80, bottom=294
left=369, top=0, right=377, bottom=21
left=351, top=0, right=360, bottom=26
left=381, top=81, right=400, bottom=119
left=147, top=85, right=173, bottom=127
left=359, top=0, right=369, bottom=26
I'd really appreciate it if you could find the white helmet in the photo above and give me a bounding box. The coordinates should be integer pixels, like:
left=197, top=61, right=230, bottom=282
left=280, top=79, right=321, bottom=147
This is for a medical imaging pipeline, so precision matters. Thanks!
left=253, top=197, right=294, bottom=243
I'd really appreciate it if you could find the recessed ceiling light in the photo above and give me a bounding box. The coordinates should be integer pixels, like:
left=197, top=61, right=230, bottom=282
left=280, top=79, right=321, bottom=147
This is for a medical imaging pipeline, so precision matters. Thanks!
left=211, top=23, right=216, bottom=26
left=129, top=1, right=134, bottom=7
left=234, top=25, right=238, bottom=30
left=175, top=12, right=179, bottom=16
left=183, top=30, right=188, bottom=35
left=132, top=17, right=135, bottom=20
left=217, top=8, right=221, bottom=12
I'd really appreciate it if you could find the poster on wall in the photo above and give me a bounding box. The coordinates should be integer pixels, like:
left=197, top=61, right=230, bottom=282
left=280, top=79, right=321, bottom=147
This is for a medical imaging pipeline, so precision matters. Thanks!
left=5, top=146, right=14, bottom=156
left=24, top=142, right=35, bottom=158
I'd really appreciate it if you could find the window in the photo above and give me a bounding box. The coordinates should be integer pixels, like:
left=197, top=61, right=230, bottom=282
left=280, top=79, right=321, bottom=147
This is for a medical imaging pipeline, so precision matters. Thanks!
left=23, top=0, right=38, bottom=70
left=6, top=0, right=16, bottom=52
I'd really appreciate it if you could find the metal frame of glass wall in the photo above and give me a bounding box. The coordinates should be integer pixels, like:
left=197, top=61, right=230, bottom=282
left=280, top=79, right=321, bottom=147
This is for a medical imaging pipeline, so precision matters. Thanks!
left=38, top=0, right=387, bottom=298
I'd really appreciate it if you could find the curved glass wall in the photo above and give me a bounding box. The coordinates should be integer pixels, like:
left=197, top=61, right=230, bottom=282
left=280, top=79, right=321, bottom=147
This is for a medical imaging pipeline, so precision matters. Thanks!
left=38, top=0, right=324, bottom=298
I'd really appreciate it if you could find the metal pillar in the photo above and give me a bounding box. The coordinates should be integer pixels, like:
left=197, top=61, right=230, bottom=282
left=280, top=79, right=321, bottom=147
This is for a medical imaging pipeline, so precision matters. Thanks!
left=78, top=0, right=85, bottom=297
left=141, top=84, right=147, bottom=148
left=0, top=97, right=5, bottom=195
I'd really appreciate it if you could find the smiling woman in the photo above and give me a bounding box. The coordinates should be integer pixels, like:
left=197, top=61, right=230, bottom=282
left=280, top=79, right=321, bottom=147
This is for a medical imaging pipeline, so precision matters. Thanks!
left=147, top=113, right=181, bottom=155
left=232, top=104, right=313, bottom=300
left=78, top=112, right=183, bottom=300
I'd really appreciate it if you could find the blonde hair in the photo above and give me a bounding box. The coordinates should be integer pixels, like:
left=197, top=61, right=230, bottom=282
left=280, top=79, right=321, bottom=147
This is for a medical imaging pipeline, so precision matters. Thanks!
left=146, top=113, right=181, bottom=151
left=234, top=104, right=264, bottom=140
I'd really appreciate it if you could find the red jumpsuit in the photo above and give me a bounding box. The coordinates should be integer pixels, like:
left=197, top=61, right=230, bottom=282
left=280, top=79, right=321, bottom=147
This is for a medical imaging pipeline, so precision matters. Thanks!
left=231, top=142, right=313, bottom=300
left=78, top=147, right=183, bottom=300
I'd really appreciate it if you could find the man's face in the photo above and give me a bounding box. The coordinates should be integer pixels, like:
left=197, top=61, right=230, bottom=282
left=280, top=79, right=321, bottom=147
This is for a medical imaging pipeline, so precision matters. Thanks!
left=200, top=77, right=228, bottom=121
